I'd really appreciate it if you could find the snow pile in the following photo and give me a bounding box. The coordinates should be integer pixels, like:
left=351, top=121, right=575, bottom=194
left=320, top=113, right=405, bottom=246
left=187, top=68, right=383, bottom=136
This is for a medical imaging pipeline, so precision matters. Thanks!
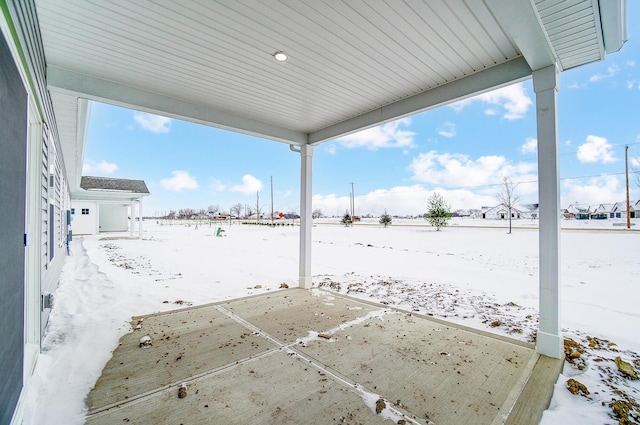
left=21, top=221, right=639, bottom=424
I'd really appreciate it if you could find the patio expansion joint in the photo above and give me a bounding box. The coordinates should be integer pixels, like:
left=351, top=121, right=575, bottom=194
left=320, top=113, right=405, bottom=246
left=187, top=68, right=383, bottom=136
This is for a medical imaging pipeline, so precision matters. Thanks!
left=212, top=303, right=431, bottom=425
left=85, top=344, right=284, bottom=418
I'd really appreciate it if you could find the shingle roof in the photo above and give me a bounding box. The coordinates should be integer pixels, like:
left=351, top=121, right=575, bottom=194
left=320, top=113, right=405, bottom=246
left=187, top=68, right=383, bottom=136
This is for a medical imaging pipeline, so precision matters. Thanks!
left=80, top=176, right=149, bottom=194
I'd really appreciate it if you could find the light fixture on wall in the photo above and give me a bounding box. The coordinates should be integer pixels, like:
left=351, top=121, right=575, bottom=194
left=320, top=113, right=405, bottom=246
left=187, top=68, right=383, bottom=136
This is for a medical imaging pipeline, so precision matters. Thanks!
left=273, top=51, right=288, bottom=62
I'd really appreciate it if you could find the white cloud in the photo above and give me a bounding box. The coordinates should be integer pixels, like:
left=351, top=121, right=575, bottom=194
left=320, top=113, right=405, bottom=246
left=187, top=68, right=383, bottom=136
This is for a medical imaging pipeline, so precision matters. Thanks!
left=561, top=175, right=622, bottom=206
left=449, top=83, right=532, bottom=120
left=229, top=174, right=263, bottom=195
left=589, top=65, right=619, bottom=83
left=82, top=159, right=118, bottom=175
left=160, top=170, right=199, bottom=191
left=628, top=60, right=636, bottom=67
left=627, top=80, right=640, bottom=90
left=437, top=121, right=456, bottom=138
left=631, top=157, right=640, bottom=168
left=134, top=112, right=172, bottom=133
left=336, top=118, right=415, bottom=150
left=312, top=184, right=525, bottom=217
left=210, top=179, right=228, bottom=192
left=576, top=135, right=618, bottom=164
left=408, top=150, right=537, bottom=190
left=521, top=137, right=537, bottom=154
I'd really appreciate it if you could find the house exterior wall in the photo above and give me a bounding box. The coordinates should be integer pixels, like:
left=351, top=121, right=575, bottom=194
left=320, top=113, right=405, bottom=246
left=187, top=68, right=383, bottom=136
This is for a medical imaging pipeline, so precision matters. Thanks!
left=71, top=200, right=99, bottom=235
left=1, top=5, right=76, bottom=421
left=99, top=204, right=129, bottom=232
left=0, top=28, right=28, bottom=425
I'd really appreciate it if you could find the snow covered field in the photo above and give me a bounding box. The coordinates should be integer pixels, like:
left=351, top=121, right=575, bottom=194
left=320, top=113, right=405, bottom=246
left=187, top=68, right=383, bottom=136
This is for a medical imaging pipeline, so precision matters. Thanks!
left=23, top=219, right=639, bottom=424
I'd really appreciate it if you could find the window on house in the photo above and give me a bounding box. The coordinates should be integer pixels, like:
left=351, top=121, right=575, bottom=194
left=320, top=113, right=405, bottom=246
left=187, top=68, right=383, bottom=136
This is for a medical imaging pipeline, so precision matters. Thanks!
left=82, top=208, right=90, bottom=215
left=71, top=208, right=75, bottom=214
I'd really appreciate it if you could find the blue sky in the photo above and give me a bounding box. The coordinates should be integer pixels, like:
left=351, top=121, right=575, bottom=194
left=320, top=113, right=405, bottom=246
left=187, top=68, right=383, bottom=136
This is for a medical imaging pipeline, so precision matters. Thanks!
left=84, top=6, right=639, bottom=217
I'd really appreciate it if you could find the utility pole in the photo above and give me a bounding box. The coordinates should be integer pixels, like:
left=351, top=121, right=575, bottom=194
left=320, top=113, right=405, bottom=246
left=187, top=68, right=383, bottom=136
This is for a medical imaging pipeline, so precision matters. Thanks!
left=270, top=176, right=274, bottom=224
left=625, top=145, right=631, bottom=229
left=350, top=182, right=355, bottom=223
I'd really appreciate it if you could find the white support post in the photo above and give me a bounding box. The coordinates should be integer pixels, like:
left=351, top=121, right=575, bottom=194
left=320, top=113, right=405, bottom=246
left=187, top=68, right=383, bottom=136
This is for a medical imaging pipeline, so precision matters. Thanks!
left=138, top=197, right=143, bottom=239
left=533, top=65, right=563, bottom=359
left=299, top=144, right=313, bottom=288
left=95, top=202, right=100, bottom=235
left=129, top=201, right=135, bottom=237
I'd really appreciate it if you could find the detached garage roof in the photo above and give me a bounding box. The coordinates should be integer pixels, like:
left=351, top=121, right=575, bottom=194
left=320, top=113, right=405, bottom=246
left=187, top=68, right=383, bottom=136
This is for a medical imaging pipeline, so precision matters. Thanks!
left=74, top=176, right=150, bottom=202
left=14, top=0, right=627, bottom=190
left=80, top=176, right=150, bottom=194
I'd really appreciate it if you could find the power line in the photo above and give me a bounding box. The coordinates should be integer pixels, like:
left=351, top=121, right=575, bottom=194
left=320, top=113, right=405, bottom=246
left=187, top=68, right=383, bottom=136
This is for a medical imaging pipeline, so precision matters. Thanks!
left=337, top=170, right=639, bottom=196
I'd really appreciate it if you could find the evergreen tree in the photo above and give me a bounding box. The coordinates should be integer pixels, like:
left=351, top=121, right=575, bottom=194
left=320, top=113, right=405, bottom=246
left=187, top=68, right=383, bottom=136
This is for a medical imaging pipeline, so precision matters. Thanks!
left=341, top=210, right=352, bottom=226
left=379, top=210, right=392, bottom=227
left=425, top=192, right=451, bottom=231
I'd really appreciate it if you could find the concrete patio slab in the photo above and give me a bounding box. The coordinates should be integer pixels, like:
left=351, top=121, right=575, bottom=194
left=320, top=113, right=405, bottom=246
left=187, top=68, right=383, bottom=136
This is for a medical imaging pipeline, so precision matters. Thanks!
left=84, top=289, right=562, bottom=425
left=87, top=304, right=275, bottom=412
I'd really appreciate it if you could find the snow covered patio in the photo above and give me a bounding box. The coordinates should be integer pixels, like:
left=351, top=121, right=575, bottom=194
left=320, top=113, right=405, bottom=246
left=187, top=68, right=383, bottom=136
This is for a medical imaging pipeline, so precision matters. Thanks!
left=84, top=288, right=562, bottom=425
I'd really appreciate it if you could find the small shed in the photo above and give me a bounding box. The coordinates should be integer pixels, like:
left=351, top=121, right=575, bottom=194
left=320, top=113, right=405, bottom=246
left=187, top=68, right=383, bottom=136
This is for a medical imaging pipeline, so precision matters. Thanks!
left=71, top=176, right=150, bottom=236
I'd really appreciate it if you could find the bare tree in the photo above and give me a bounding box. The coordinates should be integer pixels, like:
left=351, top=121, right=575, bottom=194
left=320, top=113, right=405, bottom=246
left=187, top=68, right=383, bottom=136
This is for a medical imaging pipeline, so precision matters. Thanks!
left=255, top=191, right=263, bottom=221
left=207, top=204, right=220, bottom=215
left=312, top=208, right=323, bottom=219
left=245, top=204, right=256, bottom=218
left=499, top=175, right=520, bottom=234
left=231, top=203, right=243, bottom=218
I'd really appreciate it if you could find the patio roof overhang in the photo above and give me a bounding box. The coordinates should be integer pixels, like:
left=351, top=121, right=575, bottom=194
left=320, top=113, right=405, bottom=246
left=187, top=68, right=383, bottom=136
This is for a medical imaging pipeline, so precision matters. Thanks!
left=71, top=190, right=148, bottom=204
left=22, top=0, right=627, bottom=361
left=31, top=0, right=626, bottom=192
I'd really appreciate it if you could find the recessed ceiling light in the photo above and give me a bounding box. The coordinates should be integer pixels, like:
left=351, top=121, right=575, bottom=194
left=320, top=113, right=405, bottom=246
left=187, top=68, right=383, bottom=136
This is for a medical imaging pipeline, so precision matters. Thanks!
left=273, top=51, right=288, bottom=62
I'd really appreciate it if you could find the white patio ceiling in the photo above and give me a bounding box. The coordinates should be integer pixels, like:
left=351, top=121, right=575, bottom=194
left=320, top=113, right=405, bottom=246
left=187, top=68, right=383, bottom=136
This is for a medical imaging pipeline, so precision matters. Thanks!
left=34, top=0, right=626, bottom=191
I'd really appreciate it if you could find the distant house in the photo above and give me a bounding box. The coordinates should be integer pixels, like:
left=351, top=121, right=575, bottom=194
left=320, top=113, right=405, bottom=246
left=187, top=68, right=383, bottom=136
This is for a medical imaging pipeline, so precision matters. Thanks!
left=585, top=202, right=638, bottom=220
left=564, top=203, right=590, bottom=219
left=481, top=204, right=522, bottom=220
left=520, top=203, right=539, bottom=219
left=71, top=176, right=150, bottom=235
left=592, top=203, right=615, bottom=219
left=612, top=201, right=637, bottom=219
left=588, top=205, right=604, bottom=219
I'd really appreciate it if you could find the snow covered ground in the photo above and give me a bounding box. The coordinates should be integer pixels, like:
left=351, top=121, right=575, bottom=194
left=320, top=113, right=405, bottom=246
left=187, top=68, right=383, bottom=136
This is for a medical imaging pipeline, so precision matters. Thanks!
left=22, top=219, right=639, bottom=424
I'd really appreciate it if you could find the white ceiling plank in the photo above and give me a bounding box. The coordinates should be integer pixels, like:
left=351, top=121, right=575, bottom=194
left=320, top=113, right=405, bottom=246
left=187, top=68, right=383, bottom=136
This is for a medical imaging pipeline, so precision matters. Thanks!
left=33, top=0, right=616, bottom=158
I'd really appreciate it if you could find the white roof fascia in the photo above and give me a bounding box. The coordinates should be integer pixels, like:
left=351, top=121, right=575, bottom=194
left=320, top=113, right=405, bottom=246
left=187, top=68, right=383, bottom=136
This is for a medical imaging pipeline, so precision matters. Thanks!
left=73, top=98, right=90, bottom=191
left=47, top=67, right=308, bottom=146
left=308, top=57, right=531, bottom=145
left=484, top=0, right=558, bottom=71
left=72, top=189, right=149, bottom=202
left=599, top=0, right=628, bottom=53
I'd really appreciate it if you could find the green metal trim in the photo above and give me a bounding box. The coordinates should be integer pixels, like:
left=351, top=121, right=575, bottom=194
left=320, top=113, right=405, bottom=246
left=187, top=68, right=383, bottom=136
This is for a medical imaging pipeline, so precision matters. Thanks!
left=0, top=0, right=45, bottom=120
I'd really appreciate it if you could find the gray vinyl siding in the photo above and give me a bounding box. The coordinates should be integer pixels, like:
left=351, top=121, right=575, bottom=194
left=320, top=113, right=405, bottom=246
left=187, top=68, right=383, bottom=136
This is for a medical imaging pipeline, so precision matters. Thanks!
left=0, top=28, right=28, bottom=425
